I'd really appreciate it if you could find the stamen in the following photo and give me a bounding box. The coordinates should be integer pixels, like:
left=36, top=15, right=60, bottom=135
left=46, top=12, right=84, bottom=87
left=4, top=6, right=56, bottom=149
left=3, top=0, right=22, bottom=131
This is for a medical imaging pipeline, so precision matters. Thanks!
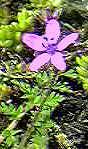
left=47, top=44, right=56, bottom=55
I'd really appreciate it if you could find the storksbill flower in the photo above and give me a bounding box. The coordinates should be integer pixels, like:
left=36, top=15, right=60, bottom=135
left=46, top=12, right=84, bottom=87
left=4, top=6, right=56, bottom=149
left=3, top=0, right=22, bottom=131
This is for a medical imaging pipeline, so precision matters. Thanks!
left=22, top=18, right=79, bottom=72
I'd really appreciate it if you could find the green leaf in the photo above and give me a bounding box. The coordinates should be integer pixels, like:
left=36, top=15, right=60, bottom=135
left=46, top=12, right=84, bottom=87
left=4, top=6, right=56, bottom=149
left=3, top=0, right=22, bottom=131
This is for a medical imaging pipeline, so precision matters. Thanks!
left=44, top=93, right=64, bottom=109
left=76, top=55, right=88, bottom=91
left=6, top=136, right=15, bottom=146
left=63, top=69, right=78, bottom=79
left=2, top=129, right=11, bottom=138
left=34, top=96, right=41, bottom=105
left=17, top=8, right=33, bottom=31
left=16, top=105, right=23, bottom=115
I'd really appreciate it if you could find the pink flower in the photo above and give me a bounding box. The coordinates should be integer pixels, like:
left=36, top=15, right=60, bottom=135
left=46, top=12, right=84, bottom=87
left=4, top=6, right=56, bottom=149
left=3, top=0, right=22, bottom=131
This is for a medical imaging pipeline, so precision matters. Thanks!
left=22, top=19, right=79, bottom=72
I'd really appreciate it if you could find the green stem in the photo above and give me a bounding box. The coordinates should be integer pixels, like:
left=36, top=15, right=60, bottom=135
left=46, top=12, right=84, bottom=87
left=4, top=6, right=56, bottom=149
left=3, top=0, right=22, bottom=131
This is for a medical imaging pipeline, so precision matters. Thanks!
left=0, top=72, right=36, bottom=79
left=18, top=95, right=48, bottom=148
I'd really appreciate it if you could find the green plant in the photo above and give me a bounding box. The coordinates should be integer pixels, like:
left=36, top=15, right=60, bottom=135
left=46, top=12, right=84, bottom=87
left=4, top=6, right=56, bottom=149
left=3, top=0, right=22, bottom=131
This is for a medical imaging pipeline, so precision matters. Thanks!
left=76, top=55, right=88, bottom=91
left=27, top=0, right=63, bottom=10
left=0, top=7, right=10, bottom=25
left=16, top=82, right=64, bottom=148
left=0, top=8, right=33, bottom=51
left=61, top=69, right=78, bottom=79
left=1, top=0, right=87, bottom=148
left=0, top=69, right=69, bottom=148
left=0, top=102, right=24, bottom=120
left=8, top=71, right=66, bottom=148
left=0, top=84, right=11, bottom=101
left=0, top=102, right=26, bottom=147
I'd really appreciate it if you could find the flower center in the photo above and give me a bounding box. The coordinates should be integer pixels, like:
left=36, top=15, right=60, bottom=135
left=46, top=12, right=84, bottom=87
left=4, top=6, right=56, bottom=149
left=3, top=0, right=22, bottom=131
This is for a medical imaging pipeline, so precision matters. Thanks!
left=47, top=44, right=56, bottom=55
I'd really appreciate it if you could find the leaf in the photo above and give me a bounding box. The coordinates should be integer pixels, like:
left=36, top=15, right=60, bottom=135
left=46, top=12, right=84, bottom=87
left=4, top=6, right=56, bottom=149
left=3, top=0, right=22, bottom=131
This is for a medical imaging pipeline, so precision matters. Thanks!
left=16, top=105, right=23, bottom=116
left=44, top=92, right=64, bottom=109
left=34, top=96, right=41, bottom=105
left=63, top=69, right=78, bottom=79
left=17, top=8, right=33, bottom=31
left=2, top=129, right=11, bottom=138
left=6, top=136, right=15, bottom=146
left=31, top=134, right=48, bottom=149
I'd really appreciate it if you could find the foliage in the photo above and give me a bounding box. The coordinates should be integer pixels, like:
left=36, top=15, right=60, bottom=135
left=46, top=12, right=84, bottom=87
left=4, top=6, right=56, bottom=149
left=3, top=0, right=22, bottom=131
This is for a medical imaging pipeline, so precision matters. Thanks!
left=0, top=84, right=11, bottom=101
left=13, top=77, right=64, bottom=148
left=0, top=102, right=24, bottom=120
left=0, top=8, right=33, bottom=51
left=0, top=101, right=27, bottom=147
left=61, top=69, right=78, bottom=79
left=61, top=55, right=88, bottom=92
left=0, top=0, right=88, bottom=148
left=0, top=70, right=69, bottom=148
left=26, top=0, right=64, bottom=10
left=0, top=7, right=10, bottom=25
left=76, top=55, right=88, bottom=91
left=1, top=129, right=20, bottom=147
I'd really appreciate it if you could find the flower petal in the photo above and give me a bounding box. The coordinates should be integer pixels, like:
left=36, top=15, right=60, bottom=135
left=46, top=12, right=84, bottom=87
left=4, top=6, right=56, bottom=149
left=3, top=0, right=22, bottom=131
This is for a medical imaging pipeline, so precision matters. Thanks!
left=30, top=53, right=51, bottom=72
left=45, top=19, right=60, bottom=44
left=51, top=52, right=66, bottom=71
left=57, top=33, right=79, bottom=51
left=22, top=33, right=48, bottom=51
